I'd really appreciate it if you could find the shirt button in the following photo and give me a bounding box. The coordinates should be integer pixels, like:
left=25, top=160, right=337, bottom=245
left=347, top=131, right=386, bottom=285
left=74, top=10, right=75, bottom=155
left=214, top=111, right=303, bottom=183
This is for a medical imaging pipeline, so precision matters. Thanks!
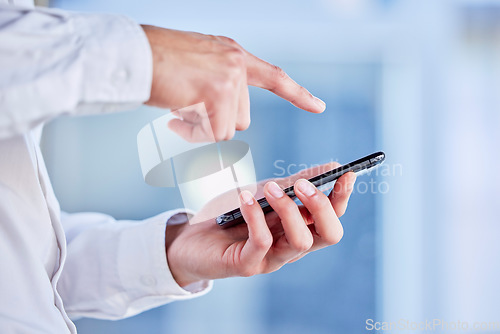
left=140, top=275, right=157, bottom=287
left=112, top=68, right=129, bottom=86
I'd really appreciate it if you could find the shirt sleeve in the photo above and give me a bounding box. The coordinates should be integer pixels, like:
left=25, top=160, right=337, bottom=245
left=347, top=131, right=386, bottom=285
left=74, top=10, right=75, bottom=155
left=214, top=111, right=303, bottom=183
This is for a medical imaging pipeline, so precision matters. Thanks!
left=0, top=4, right=152, bottom=140
left=57, top=210, right=212, bottom=320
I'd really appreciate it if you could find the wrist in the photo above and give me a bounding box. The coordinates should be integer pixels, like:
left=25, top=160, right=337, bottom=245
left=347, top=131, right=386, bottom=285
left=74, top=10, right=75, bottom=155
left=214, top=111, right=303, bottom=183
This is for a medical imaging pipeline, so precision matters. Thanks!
left=165, top=220, right=199, bottom=288
left=140, top=24, right=162, bottom=107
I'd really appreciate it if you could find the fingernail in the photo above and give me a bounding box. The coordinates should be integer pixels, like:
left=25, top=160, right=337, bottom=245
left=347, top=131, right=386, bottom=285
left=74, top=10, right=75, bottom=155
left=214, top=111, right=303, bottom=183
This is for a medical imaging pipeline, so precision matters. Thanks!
left=295, top=179, right=316, bottom=197
left=240, top=190, right=254, bottom=205
left=313, top=96, right=326, bottom=112
left=267, top=182, right=284, bottom=198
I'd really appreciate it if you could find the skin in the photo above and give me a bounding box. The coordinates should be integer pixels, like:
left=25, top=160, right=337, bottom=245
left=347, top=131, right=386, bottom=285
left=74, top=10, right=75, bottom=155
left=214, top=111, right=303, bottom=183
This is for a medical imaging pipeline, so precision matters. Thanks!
left=142, top=26, right=326, bottom=142
left=142, top=26, right=352, bottom=286
left=165, top=163, right=356, bottom=287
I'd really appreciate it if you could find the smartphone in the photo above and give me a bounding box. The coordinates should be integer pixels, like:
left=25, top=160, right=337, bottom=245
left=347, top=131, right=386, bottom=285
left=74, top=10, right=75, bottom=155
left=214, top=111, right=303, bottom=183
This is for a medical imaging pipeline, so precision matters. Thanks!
left=216, top=151, right=386, bottom=228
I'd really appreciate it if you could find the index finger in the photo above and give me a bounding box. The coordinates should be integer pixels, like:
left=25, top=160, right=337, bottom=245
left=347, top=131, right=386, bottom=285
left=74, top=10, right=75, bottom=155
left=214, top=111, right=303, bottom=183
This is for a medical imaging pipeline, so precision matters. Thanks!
left=244, top=52, right=326, bottom=113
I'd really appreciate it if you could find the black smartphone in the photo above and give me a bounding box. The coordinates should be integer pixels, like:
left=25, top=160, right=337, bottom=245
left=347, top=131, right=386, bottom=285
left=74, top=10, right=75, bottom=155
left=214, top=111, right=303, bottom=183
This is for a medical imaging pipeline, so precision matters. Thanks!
left=216, top=151, right=386, bottom=228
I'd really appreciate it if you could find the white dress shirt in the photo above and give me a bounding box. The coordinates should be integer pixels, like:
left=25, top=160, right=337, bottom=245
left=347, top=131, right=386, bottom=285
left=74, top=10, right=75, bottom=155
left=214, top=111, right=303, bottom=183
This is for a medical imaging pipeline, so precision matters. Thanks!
left=0, top=1, right=211, bottom=333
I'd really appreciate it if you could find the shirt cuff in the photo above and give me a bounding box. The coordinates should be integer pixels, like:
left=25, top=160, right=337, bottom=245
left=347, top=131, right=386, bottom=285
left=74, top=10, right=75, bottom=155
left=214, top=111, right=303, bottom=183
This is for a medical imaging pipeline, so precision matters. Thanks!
left=69, top=10, right=152, bottom=110
left=117, top=209, right=212, bottom=314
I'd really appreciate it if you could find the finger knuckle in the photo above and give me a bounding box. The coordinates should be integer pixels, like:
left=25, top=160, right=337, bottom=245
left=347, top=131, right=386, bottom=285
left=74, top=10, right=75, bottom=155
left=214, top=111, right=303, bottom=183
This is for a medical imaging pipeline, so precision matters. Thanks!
left=336, top=206, right=347, bottom=218
left=217, top=35, right=239, bottom=47
left=212, top=127, right=226, bottom=142
left=288, top=97, right=298, bottom=106
left=237, top=120, right=250, bottom=131
left=225, top=48, right=245, bottom=71
left=255, top=234, right=273, bottom=250
left=268, top=65, right=288, bottom=93
left=297, top=87, right=310, bottom=100
left=273, top=65, right=287, bottom=81
left=309, top=194, right=331, bottom=211
left=225, top=129, right=235, bottom=141
left=262, top=262, right=283, bottom=275
left=184, top=136, right=197, bottom=143
left=273, top=200, right=295, bottom=217
left=211, top=77, right=237, bottom=96
left=207, top=118, right=226, bottom=141
left=324, top=226, right=344, bottom=245
left=290, top=236, right=313, bottom=252
left=236, top=114, right=251, bottom=131
left=238, top=264, right=257, bottom=277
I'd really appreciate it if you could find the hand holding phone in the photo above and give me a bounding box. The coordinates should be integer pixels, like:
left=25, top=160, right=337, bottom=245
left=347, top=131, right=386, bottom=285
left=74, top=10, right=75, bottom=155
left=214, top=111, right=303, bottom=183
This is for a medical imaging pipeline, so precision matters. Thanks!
left=165, top=155, right=360, bottom=286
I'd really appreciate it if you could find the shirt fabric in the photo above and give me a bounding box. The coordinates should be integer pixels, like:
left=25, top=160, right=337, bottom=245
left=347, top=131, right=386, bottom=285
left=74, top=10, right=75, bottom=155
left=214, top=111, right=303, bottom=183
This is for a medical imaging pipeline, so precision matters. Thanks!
left=0, top=1, right=211, bottom=333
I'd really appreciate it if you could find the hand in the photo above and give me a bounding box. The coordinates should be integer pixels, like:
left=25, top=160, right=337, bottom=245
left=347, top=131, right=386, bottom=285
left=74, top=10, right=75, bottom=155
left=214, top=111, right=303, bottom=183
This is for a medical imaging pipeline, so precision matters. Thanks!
left=165, top=162, right=356, bottom=287
left=142, top=26, right=326, bottom=142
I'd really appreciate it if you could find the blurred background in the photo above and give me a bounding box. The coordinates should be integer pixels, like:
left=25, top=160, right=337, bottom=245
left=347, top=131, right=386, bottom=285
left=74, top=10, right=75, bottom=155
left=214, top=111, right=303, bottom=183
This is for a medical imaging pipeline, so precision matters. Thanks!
left=40, top=0, right=500, bottom=333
